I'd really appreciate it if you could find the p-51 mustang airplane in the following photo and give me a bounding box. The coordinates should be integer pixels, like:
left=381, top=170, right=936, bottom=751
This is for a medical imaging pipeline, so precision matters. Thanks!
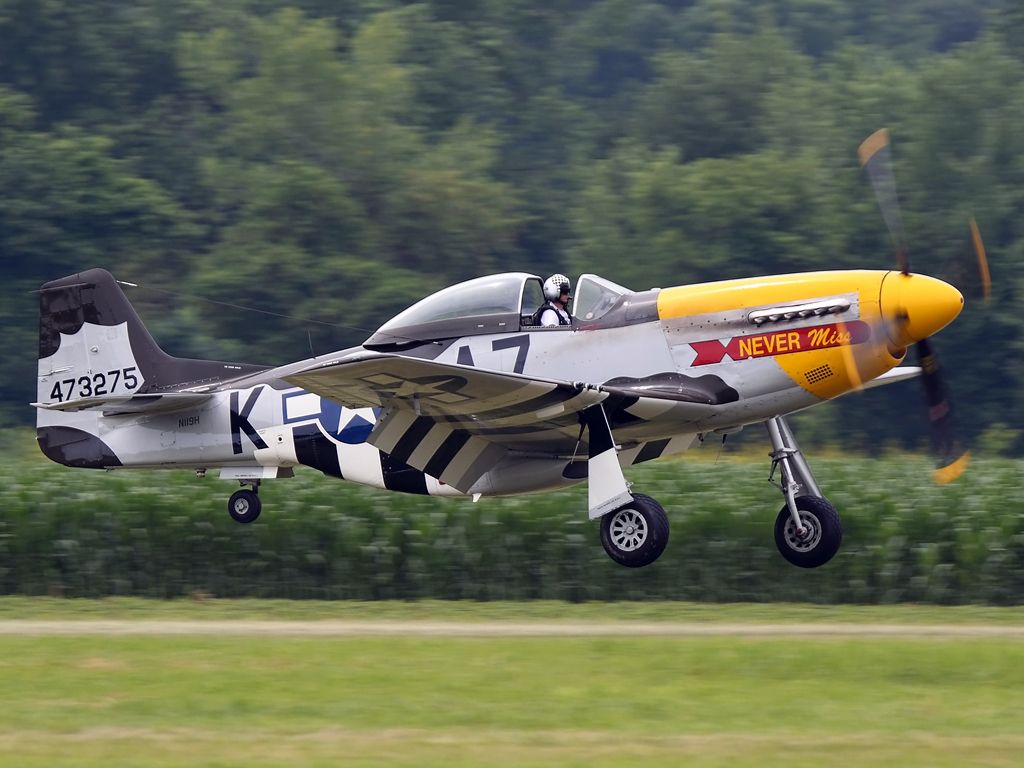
left=33, top=130, right=979, bottom=569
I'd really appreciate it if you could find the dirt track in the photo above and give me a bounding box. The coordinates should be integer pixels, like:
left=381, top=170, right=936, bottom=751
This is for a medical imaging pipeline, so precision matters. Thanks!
left=1, top=620, right=1022, bottom=638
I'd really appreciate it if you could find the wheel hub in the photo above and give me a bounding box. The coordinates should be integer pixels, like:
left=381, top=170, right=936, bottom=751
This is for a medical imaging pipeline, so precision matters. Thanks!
left=609, top=509, right=648, bottom=552
left=784, top=511, right=822, bottom=552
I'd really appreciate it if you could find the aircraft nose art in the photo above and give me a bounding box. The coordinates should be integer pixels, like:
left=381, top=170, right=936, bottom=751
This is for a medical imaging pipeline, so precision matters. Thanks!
left=880, top=272, right=964, bottom=347
left=655, top=270, right=908, bottom=400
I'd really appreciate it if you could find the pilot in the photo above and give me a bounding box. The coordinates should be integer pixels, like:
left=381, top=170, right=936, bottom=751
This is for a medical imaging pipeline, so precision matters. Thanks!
left=536, top=274, right=574, bottom=327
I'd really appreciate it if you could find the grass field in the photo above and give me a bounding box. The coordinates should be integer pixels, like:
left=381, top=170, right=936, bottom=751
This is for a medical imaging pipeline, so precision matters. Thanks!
left=4, top=429, right=1024, bottom=764
left=3, top=596, right=1024, bottom=623
left=1, top=600, right=1022, bottom=767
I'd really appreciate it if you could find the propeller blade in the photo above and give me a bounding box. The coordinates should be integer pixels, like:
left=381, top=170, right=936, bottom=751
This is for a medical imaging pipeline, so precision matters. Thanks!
left=857, top=132, right=970, bottom=483
left=858, top=128, right=910, bottom=274
left=915, top=337, right=969, bottom=484
left=837, top=319, right=865, bottom=392
left=969, top=217, right=992, bottom=302
left=939, top=218, right=993, bottom=303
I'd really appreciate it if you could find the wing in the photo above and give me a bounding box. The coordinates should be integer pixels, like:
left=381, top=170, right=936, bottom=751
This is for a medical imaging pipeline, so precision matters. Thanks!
left=284, top=353, right=608, bottom=492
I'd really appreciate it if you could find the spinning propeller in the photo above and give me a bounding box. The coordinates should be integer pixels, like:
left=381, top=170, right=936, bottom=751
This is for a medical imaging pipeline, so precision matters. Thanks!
left=857, top=129, right=989, bottom=484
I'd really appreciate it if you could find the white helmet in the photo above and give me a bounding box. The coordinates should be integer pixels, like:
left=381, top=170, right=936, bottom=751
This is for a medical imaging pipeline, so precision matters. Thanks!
left=543, top=274, right=572, bottom=301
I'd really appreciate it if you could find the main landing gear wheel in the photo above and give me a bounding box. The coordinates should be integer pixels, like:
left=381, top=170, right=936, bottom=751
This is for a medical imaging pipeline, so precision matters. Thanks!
left=773, top=495, right=841, bottom=569
left=600, top=493, right=669, bottom=568
left=228, top=488, right=262, bottom=524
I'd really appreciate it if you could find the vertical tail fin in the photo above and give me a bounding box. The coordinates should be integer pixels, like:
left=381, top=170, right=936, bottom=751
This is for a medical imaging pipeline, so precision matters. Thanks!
left=39, top=269, right=163, bottom=400
left=36, top=268, right=266, bottom=467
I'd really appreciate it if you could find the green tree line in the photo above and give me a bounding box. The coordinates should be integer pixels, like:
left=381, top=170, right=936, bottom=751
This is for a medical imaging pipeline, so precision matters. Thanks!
left=1, top=0, right=1021, bottom=454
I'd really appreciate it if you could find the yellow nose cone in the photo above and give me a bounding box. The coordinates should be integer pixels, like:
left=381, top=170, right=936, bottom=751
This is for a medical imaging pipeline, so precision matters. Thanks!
left=880, top=272, right=964, bottom=347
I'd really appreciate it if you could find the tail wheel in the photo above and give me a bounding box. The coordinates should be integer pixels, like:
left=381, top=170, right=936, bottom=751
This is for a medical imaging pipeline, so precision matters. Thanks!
left=600, top=493, right=669, bottom=568
left=228, top=489, right=262, bottom=524
left=774, top=495, right=841, bottom=568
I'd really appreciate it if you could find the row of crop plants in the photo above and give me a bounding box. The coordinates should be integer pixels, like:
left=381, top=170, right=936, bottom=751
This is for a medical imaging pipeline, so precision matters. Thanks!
left=3, top=452, right=1023, bottom=603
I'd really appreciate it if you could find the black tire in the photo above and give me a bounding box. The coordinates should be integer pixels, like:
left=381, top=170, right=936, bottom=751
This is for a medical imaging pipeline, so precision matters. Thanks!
left=600, top=493, right=669, bottom=568
left=774, top=495, right=841, bottom=568
left=228, top=489, right=262, bottom=524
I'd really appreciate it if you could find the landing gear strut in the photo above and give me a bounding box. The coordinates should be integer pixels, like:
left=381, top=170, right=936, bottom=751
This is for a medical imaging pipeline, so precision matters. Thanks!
left=228, top=481, right=262, bottom=524
left=584, top=403, right=671, bottom=568
left=766, top=416, right=841, bottom=568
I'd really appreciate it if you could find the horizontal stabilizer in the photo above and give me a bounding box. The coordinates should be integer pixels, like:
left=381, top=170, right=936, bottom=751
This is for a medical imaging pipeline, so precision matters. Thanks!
left=33, top=392, right=211, bottom=416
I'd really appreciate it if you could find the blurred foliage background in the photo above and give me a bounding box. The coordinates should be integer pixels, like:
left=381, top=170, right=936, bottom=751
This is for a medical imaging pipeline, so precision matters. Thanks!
left=2, top=0, right=1021, bottom=455
left=3, top=447, right=1023, bottom=603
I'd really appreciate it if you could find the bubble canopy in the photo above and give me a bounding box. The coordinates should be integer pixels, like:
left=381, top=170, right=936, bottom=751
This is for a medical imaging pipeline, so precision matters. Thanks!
left=363, top=272, right=633, bottom=348
left=365, top=273, right=541, bottom=348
